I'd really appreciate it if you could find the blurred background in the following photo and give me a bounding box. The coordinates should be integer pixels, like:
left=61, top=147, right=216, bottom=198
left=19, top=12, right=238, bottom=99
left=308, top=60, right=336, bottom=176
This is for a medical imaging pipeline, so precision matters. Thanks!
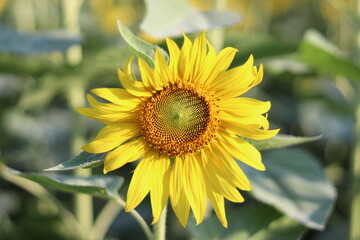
left=0, top=0, right=358, bottom=239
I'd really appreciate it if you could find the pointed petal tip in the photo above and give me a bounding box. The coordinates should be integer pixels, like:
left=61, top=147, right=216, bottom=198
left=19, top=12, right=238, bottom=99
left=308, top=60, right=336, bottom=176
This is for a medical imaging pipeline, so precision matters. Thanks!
left=248, top=54, right=254, bottom=64
left=258, top=164, right=266, bottom=171
left=81, top=145, right=97, bottom=154
left=267, top=128, right=281, bottom=139
left=124, top=204, right=132, bottom=213
left=179, top=220, right=188, bottom=228
left=103, top=166, right=109, bottom=174
left=197, top=30, right=206, bottom=39
left=194, top=217, right=204, bottom=226
left=222, top=220, right=228, bottom=228
left=75, top=107, right=86, bottom=114
left=259, top=63, right=264, bottom=70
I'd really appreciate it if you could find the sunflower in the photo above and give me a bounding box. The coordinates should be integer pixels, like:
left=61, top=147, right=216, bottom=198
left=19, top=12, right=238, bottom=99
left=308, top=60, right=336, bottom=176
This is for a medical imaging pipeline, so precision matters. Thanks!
left=77, top=32, right=279, bottom=227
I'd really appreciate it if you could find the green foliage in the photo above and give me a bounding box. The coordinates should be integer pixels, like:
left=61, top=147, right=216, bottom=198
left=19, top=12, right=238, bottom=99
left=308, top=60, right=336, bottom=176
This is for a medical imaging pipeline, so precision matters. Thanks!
left=246, top=134, right=321, bottom=151
left=141, top=0, right=240, bottom=38
left=300, top=29, right=360, bottom=80
left=10, top=169, right=123, bottom=201
left=225, top=32, right=297, bottom=60
left=241, top=148, right=337, bottom=230
left=0, top=29, right=81, bottom=54
left=188, top=204, right=306, bottom=240
left=117, top=19, right=168, bottom=68
left=1, top=0, right=353, bottom=239
left=44, top=152, right=106, bottom=171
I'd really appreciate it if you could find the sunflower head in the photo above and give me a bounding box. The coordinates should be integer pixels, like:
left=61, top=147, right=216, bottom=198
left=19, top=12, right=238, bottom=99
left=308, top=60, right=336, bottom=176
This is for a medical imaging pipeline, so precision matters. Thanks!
left=78, top=31, right=279, bottom=227
left=139, top=84, right=220, bottom=157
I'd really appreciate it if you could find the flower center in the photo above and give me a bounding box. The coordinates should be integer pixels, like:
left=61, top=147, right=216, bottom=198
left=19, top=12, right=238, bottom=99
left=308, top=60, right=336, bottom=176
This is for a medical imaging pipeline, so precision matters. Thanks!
left=140, top=84, right=219, bottom=156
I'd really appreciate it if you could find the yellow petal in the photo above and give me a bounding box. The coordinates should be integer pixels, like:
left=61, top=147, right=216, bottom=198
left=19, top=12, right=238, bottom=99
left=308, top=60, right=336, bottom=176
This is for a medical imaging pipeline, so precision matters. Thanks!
left=220, top=119, right=279, bottom=140
left=250, top=64, right=264, bottom=89
left=183, top=154, right=207, bottom=225
left=103, top=138, right=149, bottom=174
left=125, top=154, right=154, bottom=212
left=138, top=58, right=156, bottom=92
left=220, top=112, right=270, bottom=130
left=220, top=97, right=271, bottom=116
left=77, top=107, right=137, bottom=124
left=169, top=157, right=190, bottom=227
left=218, top=133, right=265, bottom=171
left=200, top=151, right=245, bottom=203
left=76, top=107, right=101, bottom=119
left=215, top=47, right=238, bottom=70
left=210, top=55, right=254, bottom=96
left=199, top=43, right=217, bottom=86
left=220, top=62, right=264, bottom=99
left=165, top=37, right=180, bottom=83
left=154, top=50, right=172, bottom=88
left=117, top=57, right=152, bottom=97
left=90, top=88, right=139, bottom=105
left=206, top=188, right=228, bottom=228
left=198, top=152, right=229, bottom=227
left=178, top=34, right=193, bottom=82
left=209, top=142, right=251, bottom=190
left=188, top=31, right=207, bottom=84
left=86, top=94, right=138, bottom=112
left=82, top=123, right=140, bottom=153
left=205, top=47, right=238, bottom=86
left=150, top=153, right=171, bottom=224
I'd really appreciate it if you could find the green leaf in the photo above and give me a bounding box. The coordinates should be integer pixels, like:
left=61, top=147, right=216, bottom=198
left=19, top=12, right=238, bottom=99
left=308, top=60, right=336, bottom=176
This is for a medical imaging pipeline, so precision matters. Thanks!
left=9, top=169, right=123, bottom=200
left=188, top=204, right=306, bottom=240
left=261, top=54, right=310, bottom=76
left=44, top=151, right=106, bottom=171
left=117, top=19, right=168, bottom=68
left=141, top=0, right=240, bottom=38
left=245, top=134, right=321, bottom=151
left=299, top=29, right=360, bottom=80
left=225, top=32, right=297, bottom=60
left=0, top=29, right=81, bottom=54
left=241, top=148, right=337, bottom=230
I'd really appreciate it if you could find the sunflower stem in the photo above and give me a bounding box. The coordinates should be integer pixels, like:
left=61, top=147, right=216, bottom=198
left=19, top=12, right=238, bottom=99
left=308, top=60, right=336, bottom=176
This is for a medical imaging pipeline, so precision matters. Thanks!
left=154, top=205, right=167, bottom=240
left=115, top=198, right=154, bottom=240
left=89, top=200, right=122, bottom=240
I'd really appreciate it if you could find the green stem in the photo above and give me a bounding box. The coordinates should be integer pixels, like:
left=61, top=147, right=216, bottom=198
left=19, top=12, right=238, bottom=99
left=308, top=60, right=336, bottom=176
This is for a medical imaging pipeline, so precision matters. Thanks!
left=73, top=169, right=93, bottom=238
left=115, top=198, right=154, bottom=240
left=0, top=163, right=82, bottom=238
left=154, top=205, right=167, bottom=240
left=89, top=200, right=122, bottom=240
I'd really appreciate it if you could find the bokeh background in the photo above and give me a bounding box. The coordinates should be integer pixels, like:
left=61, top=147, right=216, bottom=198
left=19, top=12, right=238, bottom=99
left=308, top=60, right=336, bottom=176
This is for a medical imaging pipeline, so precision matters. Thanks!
left=0, top=0, right=358, bottom=239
